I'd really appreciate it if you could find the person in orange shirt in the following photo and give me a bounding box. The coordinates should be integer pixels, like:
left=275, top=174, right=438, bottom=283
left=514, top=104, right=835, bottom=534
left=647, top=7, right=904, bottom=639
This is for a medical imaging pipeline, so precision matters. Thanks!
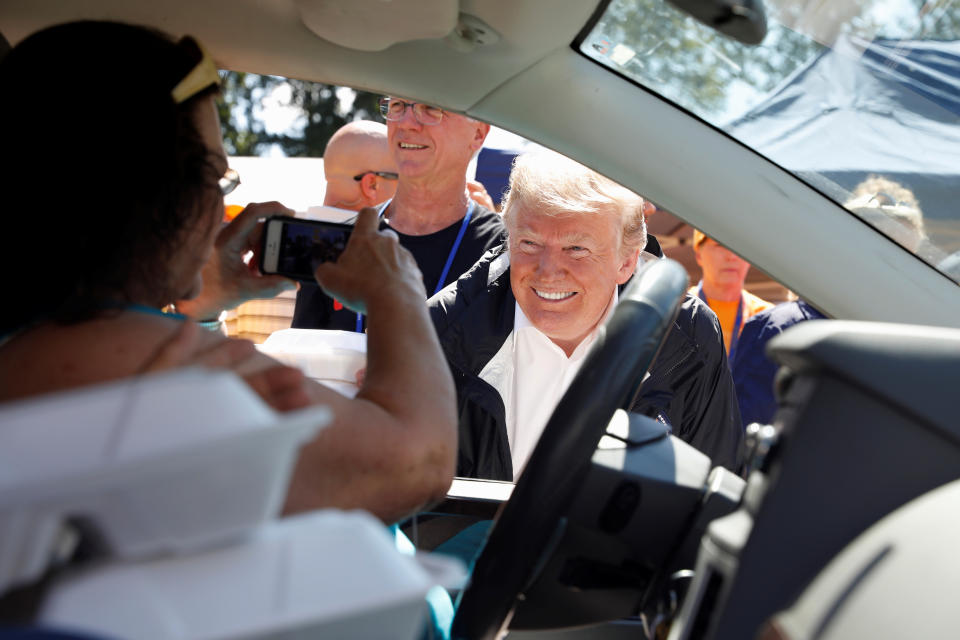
left=690, top=230, right=773, bottom=357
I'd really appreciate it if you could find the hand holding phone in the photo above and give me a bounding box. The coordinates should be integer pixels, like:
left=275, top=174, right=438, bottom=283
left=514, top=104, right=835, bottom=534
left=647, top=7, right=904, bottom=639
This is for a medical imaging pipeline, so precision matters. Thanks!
left=260, top=216, right=353, bottom=283
left=311, top=208, right=426, bottom=315
left=176, top=201, right=298, bottom=319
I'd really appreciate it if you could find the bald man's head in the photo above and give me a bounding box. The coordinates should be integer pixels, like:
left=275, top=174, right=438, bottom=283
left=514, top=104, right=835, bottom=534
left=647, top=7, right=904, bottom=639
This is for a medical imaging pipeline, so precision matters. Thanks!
left=323, top=120, right=399, bottom=211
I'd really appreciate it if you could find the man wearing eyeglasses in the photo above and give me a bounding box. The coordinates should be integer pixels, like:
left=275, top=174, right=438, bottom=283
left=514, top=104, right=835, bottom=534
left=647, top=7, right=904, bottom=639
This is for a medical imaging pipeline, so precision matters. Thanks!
left=291, top=97, right=506, bottom=332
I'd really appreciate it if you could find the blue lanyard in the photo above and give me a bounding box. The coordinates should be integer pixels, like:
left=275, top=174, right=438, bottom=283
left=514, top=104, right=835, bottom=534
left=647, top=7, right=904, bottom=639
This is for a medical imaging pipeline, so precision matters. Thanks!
left=350, top=199, right=475, bottom=333
left=433, top=200, right=475, bottom=296
left=697, top=282, right=743, bottom=356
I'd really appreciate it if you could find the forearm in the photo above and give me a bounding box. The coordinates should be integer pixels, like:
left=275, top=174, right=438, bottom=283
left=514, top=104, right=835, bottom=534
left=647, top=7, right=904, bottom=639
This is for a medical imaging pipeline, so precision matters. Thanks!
left=359, top=288, right=458, bottom=491
left=277, top=291, right=456, bottom=523
left=283, top=417, right=453, bottom=523
left=362, top=290, right=456, bottom=426
left=286, top=207, right=458, bottom=521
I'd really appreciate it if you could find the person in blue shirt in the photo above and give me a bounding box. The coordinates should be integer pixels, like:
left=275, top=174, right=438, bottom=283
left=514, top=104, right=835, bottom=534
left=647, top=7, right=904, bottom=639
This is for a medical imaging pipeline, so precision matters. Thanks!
left=729, top=300, right=825, bottom=427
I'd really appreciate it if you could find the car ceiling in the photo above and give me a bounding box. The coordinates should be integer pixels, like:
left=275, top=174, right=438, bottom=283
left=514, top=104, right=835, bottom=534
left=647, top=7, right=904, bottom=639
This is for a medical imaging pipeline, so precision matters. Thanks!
left=5, top=0, right=960, bottom=328
left=1, top=0, right=597, bottom=110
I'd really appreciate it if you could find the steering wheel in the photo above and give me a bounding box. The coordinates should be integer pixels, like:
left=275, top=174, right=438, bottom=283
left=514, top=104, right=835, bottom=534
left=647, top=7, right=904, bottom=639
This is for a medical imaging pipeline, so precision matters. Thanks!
left=450, top=258, right=689, bottom=640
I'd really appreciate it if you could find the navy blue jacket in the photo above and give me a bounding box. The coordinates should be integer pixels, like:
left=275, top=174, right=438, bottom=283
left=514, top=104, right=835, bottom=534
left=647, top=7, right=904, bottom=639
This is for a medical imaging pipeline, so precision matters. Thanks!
left=428, top=246, right=744, bottom=480
left=730, top=300, right=825, bottom=427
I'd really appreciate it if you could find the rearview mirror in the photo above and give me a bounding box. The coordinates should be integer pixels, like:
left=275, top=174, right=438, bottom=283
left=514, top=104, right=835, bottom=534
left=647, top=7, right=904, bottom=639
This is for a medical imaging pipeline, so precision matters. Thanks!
left=665, top=0, right=767, bottom=45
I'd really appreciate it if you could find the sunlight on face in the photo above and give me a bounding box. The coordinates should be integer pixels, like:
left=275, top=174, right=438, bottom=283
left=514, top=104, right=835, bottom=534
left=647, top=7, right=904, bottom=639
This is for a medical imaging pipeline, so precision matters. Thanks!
left=322, top=173, right=365, bottom=210
left=386, top=104, right=487, bottom=181
left=509, top=205, right=636, bottom=355
left=695, top=238, right=751, bottom=292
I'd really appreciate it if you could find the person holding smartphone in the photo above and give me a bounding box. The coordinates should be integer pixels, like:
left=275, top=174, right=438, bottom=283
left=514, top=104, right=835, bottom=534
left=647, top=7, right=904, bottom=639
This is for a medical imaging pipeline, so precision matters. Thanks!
left=0, top=21, right=457, bottom=525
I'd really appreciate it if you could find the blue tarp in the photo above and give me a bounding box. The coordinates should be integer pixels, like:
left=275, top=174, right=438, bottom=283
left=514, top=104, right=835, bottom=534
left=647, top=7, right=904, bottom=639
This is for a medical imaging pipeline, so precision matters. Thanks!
left=475, top=147, right=516, bottom=208
left=474, top=133, right=546, bottom=208
left=724, top=36, right=960, bottom=224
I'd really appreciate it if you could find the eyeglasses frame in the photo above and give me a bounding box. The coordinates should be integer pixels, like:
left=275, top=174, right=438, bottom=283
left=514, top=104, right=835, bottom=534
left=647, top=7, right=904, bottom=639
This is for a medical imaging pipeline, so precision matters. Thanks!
left=378, top=97, right=445, bottom=126
left=353, top=170, right=399, bottom=181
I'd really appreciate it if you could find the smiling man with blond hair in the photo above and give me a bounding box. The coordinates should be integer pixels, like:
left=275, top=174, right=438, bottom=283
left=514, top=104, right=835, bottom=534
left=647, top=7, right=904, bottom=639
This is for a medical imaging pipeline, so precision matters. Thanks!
left=429, top=151, right=743, bottom=481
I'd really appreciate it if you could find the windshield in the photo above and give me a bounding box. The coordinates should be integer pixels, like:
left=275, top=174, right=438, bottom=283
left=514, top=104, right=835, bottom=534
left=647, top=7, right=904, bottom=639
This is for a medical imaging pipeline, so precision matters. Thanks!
left=580, top=0, right=960, bottom=282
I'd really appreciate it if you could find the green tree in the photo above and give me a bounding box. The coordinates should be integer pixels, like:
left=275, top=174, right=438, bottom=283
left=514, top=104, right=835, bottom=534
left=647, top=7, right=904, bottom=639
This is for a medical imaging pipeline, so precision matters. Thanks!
left=217, top=72, right=383, bottom=157
left=217, top=72, right=273, bottom=156
left=268, top=81, right=382, bottom=157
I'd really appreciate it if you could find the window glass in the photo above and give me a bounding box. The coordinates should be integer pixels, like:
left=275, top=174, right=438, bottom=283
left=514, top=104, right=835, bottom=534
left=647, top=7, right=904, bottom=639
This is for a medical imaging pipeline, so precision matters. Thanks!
left=580, top=0, right=960, bottom=282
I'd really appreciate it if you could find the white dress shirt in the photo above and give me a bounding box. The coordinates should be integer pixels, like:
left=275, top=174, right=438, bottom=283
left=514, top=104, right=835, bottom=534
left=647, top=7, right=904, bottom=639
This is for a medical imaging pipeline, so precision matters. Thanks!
left=478, top=289, right=618, bottom=480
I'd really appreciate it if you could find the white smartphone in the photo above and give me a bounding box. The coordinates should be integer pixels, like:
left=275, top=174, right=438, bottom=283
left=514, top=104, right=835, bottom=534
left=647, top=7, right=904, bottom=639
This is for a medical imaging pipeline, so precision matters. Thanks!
left=260, top=215, right=353, bottom=283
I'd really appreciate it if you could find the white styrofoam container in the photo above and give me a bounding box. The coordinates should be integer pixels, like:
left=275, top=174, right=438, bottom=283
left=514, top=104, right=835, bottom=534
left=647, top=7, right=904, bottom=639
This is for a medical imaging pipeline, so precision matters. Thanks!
left=257, top=329, right=368, bottom=397
left=40, top=510, right=434, bottom=640
left=0, top=368, right=330, bottom=593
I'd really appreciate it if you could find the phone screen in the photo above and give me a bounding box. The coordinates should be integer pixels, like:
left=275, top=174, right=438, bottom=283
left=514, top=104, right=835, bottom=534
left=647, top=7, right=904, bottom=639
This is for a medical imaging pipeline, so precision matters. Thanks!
left=262, top=217, right=352, bottom=282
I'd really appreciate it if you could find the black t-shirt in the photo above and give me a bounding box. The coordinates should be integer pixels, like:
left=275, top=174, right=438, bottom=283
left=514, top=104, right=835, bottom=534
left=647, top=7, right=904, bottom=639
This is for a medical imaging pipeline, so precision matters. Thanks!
left=291, top=204, right=506, bottom=331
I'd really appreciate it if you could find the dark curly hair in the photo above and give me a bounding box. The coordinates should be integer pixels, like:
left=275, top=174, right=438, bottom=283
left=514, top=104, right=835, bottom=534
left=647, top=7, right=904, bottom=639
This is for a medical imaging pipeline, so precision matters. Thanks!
left=0, top=21, right=222, bottom=335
